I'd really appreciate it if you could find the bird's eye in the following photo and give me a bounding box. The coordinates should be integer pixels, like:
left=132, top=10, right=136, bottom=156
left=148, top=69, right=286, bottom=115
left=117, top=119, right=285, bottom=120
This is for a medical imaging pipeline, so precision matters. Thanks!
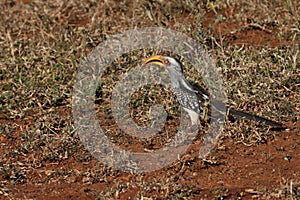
left=163, top=59, right=170, bottom=65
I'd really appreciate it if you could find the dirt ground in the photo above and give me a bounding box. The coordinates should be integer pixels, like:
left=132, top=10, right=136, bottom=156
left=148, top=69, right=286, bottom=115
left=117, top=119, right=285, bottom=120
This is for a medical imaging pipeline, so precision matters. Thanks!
left=0, top=0, right=299, bottom=199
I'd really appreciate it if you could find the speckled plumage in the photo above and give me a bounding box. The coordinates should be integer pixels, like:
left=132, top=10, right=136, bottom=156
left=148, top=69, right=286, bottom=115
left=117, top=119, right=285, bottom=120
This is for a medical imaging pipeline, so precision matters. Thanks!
left=144, top=55, right=284, bottom=129
left=162, top=56, right=210, bottom=124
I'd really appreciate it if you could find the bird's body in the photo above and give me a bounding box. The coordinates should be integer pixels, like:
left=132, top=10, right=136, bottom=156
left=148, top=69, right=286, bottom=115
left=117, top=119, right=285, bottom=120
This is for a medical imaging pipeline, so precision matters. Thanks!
left=168, top=74, right=210, bottom=124
left=144, top=55, right=284, bottom=129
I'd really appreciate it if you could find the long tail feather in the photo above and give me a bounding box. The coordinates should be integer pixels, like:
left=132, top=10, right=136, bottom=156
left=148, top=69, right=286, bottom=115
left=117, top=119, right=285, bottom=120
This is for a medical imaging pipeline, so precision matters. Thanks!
left=228, top=108, right=285, bottom=129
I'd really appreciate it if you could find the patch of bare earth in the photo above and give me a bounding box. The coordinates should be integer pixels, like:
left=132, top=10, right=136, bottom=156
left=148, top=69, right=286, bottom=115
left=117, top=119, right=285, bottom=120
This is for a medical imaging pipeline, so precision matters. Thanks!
left=0, top=0, right=299, bottom=199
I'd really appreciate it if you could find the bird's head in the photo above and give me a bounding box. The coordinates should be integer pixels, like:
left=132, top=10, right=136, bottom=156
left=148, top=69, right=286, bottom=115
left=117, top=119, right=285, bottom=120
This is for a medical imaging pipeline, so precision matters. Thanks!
left=143, top=55, right=183, bottom=74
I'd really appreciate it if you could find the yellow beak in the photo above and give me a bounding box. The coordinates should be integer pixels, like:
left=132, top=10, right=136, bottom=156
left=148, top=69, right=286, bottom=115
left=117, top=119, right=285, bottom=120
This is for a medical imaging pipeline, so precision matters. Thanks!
left=143, top=55, right=165, bottom=67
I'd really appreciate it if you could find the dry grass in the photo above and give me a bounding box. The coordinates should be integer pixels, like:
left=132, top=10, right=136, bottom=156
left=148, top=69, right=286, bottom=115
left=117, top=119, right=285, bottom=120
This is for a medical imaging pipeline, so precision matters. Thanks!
left=0, top=0, right=299, bottom=199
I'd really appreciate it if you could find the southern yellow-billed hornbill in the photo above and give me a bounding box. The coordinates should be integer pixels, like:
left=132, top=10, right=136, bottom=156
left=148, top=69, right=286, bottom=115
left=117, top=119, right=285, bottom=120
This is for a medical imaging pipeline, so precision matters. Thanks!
left=144, top=55, right=284, bottom=129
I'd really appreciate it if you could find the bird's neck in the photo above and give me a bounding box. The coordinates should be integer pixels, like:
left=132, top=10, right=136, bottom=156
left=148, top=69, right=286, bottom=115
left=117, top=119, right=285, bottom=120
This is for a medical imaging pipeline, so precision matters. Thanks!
left=168, top=70, right=182, bottom=88
left=167, top=69, right=192, bottom=90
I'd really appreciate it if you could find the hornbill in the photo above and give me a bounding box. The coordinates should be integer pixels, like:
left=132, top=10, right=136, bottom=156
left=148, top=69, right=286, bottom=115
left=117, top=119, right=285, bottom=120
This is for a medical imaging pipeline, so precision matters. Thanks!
left=143, top=55, right=284, bottom=129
